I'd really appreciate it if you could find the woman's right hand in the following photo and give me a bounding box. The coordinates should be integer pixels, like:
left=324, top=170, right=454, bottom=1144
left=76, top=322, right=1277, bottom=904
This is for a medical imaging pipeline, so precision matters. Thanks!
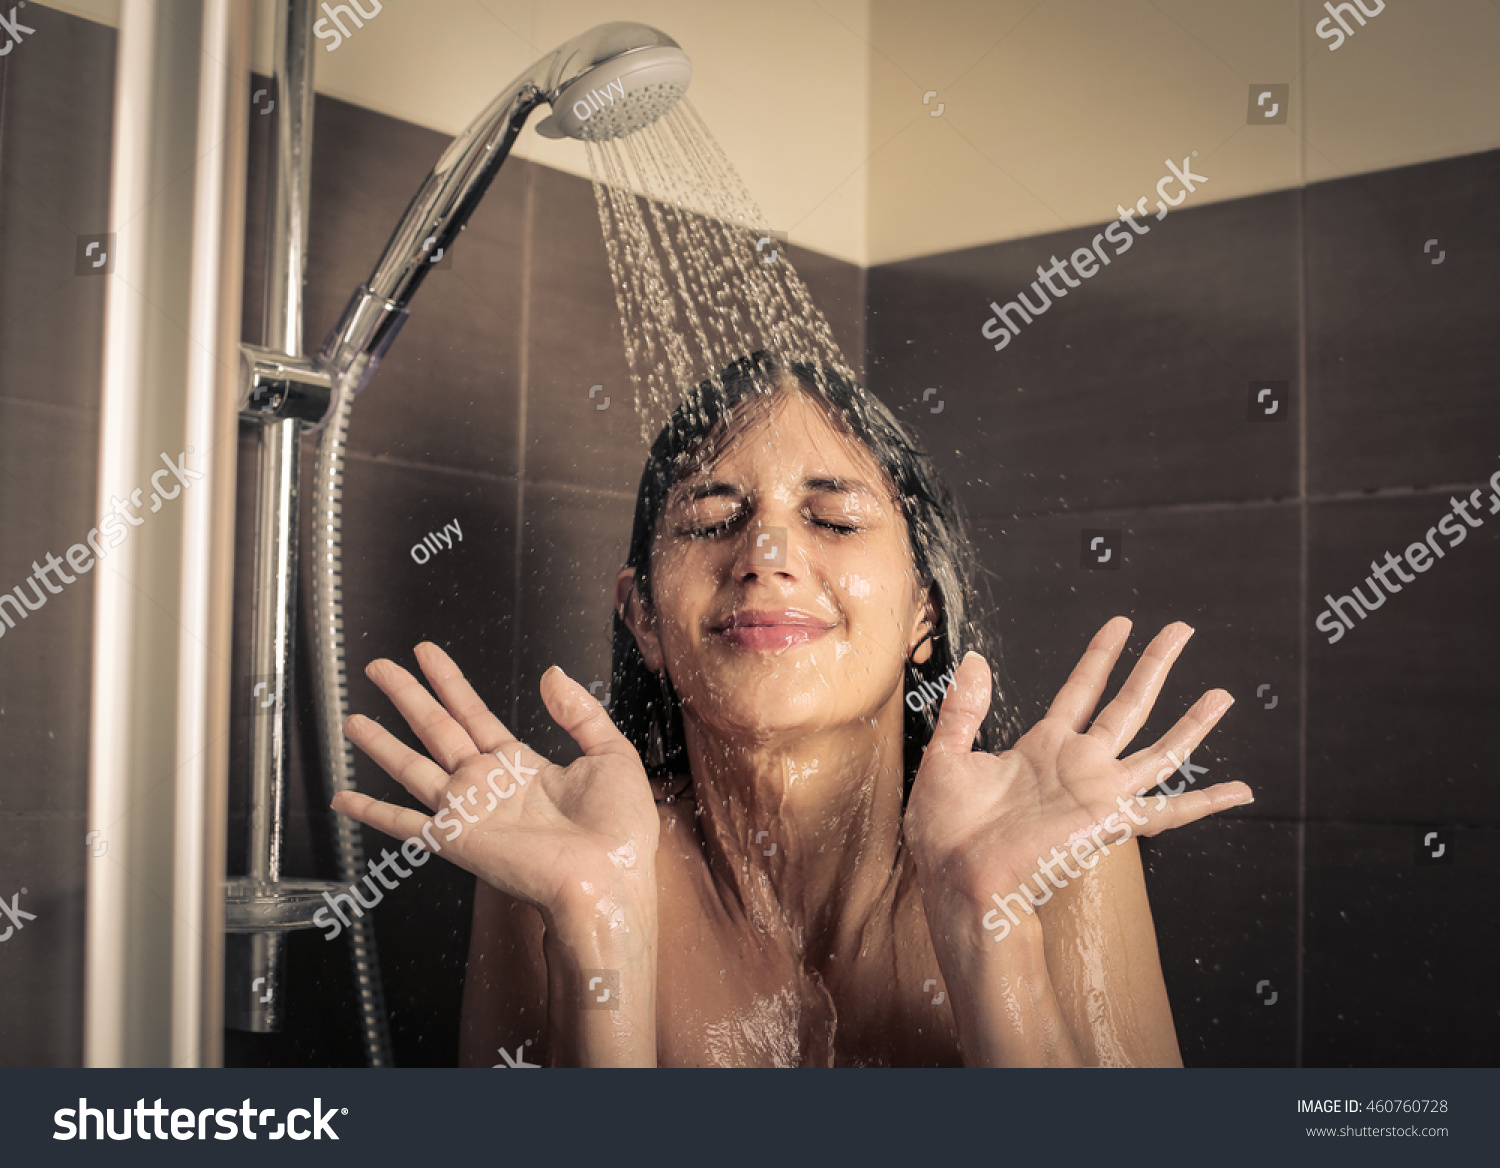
left=332, top=643, right=661, bottom=929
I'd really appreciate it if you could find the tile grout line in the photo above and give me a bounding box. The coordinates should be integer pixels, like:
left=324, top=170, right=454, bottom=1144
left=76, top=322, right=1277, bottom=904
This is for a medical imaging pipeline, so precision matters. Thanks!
left=338, top=447, right=638, bottom=502
left=1294, top=4, right=1310, bottom=1061
left=969, top=477, right=1500, bottom=527
left=0, top=394, right=102, bottom=422
left=511, top=162, right=535, bottom=730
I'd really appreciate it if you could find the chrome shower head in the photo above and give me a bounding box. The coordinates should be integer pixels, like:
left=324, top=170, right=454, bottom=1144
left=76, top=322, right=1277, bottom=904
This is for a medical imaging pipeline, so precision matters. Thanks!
left=532, top=24, right=692, bottom=141
left=315, top=22, right=692, bottom=397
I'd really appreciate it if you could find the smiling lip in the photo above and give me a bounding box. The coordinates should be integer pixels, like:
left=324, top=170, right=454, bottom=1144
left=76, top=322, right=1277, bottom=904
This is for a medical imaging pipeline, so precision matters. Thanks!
left=714, top=609, right=835, bottom=652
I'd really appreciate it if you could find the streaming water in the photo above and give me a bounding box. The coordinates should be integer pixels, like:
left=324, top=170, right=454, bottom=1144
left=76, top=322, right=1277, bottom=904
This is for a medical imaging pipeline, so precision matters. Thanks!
left=584, top=100, right=857, bottom=442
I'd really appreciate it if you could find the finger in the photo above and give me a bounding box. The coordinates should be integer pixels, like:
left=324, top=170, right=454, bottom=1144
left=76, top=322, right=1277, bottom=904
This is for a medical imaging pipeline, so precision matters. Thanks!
left=367, top=655, right=480, bottom=772
left=926, top=651, right=991, bottom=756
left=1084, top=622, right=1193, bottom=754
left=344, top=713, right=451, bottom=810
left=331, top=788, right=438, bottom=847
left=1044, top=617, right=1133, bottom=731
left=332, top=788, right=490, bottom=885
left=540, top=665, right=638, bottom=760
left=1121, top=688, right=1233, bottom=789
left=1126, top=781, right=1254, bottom=837
left=414, top=641, right=522, bottom=756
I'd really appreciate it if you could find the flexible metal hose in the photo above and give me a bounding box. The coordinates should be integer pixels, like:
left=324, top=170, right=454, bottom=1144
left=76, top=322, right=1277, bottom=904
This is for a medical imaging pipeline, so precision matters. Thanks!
left=312, top=373, right=394, bottom=1068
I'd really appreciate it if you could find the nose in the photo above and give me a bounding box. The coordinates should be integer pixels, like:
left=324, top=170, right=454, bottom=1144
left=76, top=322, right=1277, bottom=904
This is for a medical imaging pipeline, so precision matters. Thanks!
left=734, top=523, right=796, bottom=582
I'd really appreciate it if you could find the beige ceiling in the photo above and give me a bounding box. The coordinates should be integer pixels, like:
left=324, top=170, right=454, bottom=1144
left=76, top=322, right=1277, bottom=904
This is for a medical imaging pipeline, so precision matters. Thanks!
left=38, top=0, right=1500, bottom=267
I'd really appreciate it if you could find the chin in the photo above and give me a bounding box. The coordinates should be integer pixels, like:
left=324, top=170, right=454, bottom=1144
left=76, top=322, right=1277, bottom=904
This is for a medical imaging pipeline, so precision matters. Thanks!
left=707, top=640, right=840, bottom=689
left=693, top=698, right=838, bottom=744
left=681, top=653, right=862, bottom=739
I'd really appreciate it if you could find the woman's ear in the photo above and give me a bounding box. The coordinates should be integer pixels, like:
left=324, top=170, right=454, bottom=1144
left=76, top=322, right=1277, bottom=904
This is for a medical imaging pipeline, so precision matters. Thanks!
left=615, top=568, right=666, bottom=672
left=909, top=585, right=938, bottom=666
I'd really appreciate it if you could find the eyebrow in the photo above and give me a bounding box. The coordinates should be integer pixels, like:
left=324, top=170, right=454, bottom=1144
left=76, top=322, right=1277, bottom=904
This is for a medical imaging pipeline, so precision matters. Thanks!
left=668, top=475, right=886, bottom=506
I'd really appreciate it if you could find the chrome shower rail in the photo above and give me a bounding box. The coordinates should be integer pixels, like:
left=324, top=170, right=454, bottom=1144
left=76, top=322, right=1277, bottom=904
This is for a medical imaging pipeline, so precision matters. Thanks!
left=227, top=0, right=392, bottom=1068
left=233, top=15, right=691, bottom=1069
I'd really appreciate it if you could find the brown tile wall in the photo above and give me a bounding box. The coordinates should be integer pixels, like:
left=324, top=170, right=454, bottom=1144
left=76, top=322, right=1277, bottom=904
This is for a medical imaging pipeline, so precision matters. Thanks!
left=0, top=5, right=115, bottom=1067
left=868, top=152, right=1500, bottom=1066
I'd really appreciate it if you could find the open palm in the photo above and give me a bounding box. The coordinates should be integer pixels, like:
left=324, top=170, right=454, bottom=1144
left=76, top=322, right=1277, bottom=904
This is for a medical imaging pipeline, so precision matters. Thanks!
left=904, top=618, right=1253, bottom=914
left=332, top=643, right=660, bottom=918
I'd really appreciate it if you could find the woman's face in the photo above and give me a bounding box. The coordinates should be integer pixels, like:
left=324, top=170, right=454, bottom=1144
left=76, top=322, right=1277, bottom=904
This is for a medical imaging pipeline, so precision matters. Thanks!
left=619, top=387, right=934, bottom=746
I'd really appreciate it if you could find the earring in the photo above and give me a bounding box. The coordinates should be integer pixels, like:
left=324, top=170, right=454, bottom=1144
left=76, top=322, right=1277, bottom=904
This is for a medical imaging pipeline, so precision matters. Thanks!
left=908, top=627, right=935, bottom=662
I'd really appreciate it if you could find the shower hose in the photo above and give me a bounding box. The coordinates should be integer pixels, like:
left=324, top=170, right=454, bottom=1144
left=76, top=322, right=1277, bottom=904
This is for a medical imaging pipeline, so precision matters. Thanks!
left=312, top=373, right=395, bottom=1068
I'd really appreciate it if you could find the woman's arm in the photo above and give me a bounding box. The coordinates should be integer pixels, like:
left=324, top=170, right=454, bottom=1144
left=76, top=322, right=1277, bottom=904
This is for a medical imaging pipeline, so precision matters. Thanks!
left=459, top=873, right=659, bottom=1068
left=918, top=880, right=1083, bottom=1067
left=540, top=886, right=659, bottom=1067
left=332, top=645, right=661, bottom=1066
left=917, top=840, right=1178, bottom=1067
left=905, top=618, right=1251, bottom=1067
left=1032, top=837, right=1182, bottom=1066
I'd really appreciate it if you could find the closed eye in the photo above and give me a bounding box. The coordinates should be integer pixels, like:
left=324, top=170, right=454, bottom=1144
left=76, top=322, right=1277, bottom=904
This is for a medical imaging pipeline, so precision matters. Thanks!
left=684, top=517, right=858, bottom=539
left=682, top=511, right=747, bottom=539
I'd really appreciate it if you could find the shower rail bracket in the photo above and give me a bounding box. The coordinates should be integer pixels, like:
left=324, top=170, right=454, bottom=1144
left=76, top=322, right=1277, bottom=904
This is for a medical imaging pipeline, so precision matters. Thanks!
left=239, top=343, right=332, bottom=424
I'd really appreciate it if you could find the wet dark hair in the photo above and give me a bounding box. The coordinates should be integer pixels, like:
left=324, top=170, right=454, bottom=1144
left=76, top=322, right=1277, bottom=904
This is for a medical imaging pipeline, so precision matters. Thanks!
left=608, top=350, right=1012, bottom=801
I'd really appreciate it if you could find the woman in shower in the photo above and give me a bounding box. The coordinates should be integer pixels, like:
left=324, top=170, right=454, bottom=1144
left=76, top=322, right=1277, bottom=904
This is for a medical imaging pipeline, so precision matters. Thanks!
left=332, top=351, right=1254, bottom=1066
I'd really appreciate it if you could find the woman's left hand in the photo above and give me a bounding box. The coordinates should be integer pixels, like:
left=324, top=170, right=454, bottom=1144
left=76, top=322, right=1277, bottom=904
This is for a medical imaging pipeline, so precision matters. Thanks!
left=903, top=616, right=1253, bottom=943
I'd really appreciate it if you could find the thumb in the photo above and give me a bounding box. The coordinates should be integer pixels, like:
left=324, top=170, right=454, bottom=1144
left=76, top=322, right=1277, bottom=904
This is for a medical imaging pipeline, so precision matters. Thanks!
left=540, top=665, right=638, bottom=761
left=927, top=651, right=992, bottom=756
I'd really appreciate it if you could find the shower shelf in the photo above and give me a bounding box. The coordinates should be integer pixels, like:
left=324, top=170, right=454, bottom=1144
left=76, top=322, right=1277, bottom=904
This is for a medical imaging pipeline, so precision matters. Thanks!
left=224, top=877, right=346, bottom=932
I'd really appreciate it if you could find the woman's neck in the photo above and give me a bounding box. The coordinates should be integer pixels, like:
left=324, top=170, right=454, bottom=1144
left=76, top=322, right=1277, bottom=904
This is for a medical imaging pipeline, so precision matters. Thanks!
left=681, top=698, right=909, bottom=968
